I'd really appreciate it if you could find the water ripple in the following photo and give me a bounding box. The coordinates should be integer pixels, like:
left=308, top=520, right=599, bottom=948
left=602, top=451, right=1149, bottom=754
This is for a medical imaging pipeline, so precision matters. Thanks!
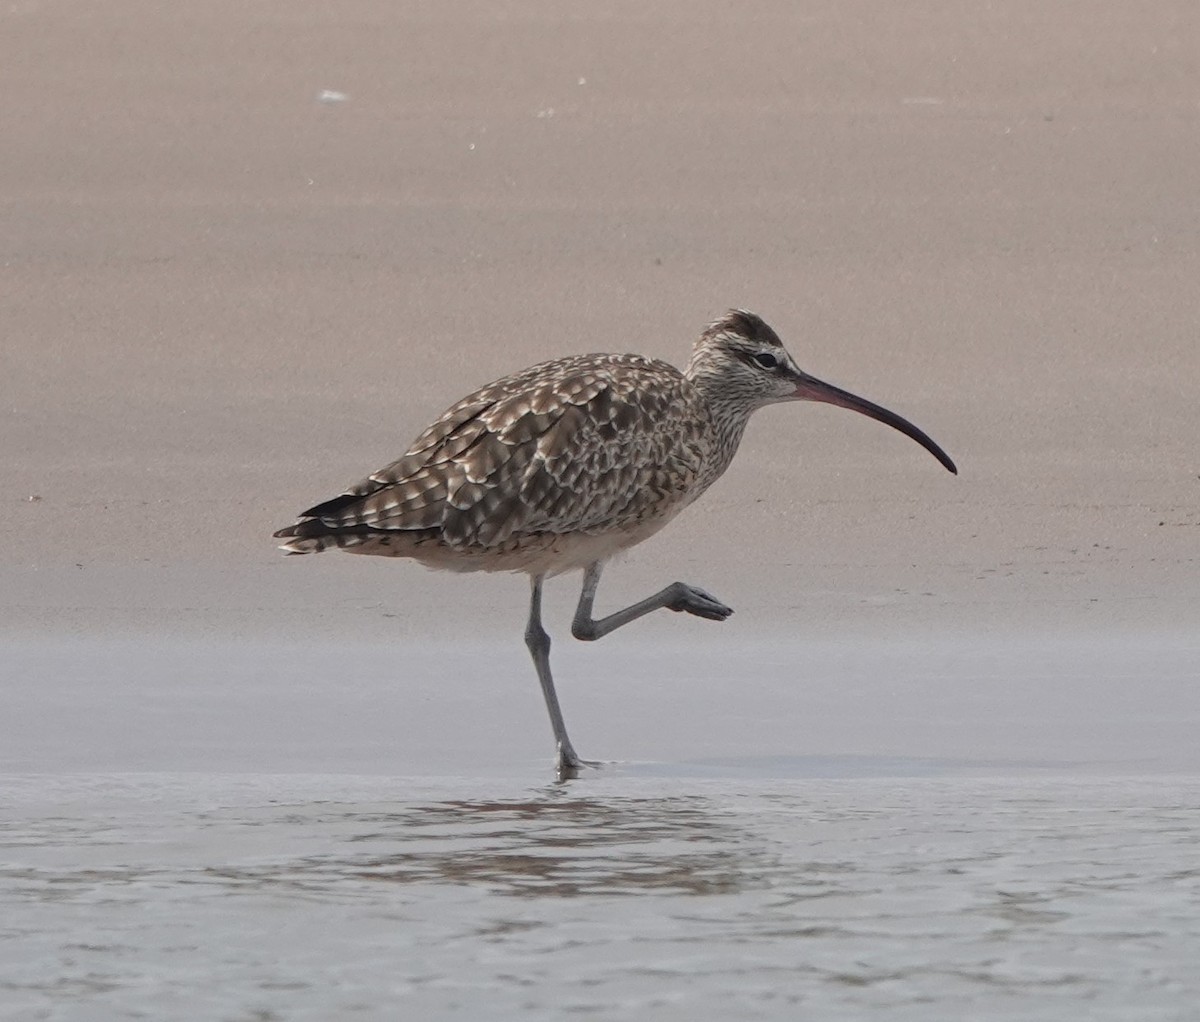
left=2, top=774, right=1199, bottom=1020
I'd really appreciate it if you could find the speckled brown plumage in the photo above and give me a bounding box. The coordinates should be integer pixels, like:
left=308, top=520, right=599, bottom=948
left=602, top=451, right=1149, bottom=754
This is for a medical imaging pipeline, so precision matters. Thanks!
left=276, top=352, right=726, bottom=575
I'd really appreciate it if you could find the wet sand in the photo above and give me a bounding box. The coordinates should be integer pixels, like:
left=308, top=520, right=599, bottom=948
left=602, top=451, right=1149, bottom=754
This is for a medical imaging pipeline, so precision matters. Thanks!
left=4, top=636, right=1199, bottom=776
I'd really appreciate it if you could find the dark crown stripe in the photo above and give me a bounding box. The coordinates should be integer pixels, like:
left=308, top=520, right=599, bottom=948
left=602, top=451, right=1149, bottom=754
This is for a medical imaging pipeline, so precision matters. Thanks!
left=704, top=309, right=784, bottom=347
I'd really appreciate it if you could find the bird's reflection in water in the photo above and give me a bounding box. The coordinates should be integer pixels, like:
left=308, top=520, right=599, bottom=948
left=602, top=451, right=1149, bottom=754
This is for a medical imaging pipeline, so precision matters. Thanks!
left=206, top=790, right=776, bottom=898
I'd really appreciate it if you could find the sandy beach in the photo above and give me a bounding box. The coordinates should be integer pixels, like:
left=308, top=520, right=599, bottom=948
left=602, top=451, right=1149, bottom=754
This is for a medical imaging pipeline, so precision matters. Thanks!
left=2, top=3, right=1199, bottom=1017
left=5, top=0, right=1197, bottom=646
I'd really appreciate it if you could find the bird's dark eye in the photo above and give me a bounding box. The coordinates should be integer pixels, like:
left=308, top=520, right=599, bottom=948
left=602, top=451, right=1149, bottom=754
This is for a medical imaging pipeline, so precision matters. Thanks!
left=752, top=352, right=778, bottom=370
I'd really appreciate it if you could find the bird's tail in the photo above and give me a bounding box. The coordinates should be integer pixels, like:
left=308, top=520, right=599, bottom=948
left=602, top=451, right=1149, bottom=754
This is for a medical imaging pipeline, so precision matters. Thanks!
left=273, top=518, right=348, bottom=555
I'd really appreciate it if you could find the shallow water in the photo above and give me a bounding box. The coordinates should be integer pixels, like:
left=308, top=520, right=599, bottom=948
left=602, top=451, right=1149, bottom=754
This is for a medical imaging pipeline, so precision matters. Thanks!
left=3, top=772, right=1200, bottom=1021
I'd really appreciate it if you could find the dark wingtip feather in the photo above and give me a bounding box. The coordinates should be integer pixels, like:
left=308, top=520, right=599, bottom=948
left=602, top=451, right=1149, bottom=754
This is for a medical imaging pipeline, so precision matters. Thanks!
left=299, top=492, right=362, bottom=520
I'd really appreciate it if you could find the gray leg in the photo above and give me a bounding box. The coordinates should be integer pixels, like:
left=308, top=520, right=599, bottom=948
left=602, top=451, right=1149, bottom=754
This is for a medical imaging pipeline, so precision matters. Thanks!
left=571, top=561, right=733, bottom=642
left=525, top=574, right=593, bottom=776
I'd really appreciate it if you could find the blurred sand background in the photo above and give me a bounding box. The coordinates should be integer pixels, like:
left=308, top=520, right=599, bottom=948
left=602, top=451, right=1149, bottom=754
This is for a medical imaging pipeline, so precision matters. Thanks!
left=4, top=0, right=1198, bottom=648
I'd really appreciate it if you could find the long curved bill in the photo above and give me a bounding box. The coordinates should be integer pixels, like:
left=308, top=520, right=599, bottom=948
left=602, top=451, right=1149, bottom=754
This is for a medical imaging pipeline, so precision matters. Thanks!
left=791, top=371, right=958, bottom=474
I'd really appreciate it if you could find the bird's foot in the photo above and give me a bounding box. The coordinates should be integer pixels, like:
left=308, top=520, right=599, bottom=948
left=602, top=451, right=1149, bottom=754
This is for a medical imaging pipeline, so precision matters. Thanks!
left=555, top=743, right=602, bottom=780
left=666, top=583, right=734, bottom=621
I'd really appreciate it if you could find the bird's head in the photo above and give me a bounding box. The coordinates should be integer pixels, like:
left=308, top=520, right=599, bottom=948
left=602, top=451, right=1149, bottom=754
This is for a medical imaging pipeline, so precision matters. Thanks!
left=687, top=309, right=957, bottom=474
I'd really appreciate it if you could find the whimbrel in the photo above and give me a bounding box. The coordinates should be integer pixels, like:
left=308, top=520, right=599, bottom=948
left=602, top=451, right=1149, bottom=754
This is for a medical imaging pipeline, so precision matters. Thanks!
left=274, top=310, right=956, bottom=776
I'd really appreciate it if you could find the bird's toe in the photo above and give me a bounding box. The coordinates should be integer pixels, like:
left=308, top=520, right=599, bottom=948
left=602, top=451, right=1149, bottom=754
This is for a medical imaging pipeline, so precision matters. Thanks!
left=670, top=584, right=734, bottom=621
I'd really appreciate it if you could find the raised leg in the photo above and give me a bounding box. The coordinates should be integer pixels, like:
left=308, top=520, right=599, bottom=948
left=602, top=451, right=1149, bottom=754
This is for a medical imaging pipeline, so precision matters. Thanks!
left=571, top=560, right=733, bottom=642
left=525, top=574, right=593, bottom=777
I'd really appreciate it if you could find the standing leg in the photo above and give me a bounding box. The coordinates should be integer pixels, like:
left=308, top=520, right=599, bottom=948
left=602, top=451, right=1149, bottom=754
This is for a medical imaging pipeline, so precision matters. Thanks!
left=525, top=574, right=590, bottom=776
left=571, top=561, right=733, bottom=642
